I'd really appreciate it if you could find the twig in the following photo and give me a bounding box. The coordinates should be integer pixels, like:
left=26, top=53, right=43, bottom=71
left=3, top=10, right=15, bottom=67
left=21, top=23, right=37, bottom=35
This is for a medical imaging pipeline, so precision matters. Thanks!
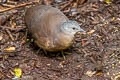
left=54, top=1, right=70, bottom=7
left=1, top=3, right=16, bottom=8
left=60, top=0, right=73, bottom=10
left=0, top=2, right=36, bottom=13
left=6, top=29, right=14, bottom=41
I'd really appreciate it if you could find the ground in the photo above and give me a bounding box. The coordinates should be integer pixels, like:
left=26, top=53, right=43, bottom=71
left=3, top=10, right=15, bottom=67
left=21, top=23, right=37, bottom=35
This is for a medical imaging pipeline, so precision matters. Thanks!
left=0, top=0, right=120, bottom=80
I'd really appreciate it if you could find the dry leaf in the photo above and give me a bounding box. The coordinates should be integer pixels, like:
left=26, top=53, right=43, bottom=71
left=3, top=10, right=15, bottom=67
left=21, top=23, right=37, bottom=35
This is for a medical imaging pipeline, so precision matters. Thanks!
left=85, top=70, right=96, bottom=77
left=4, top=46, right=16, bottom=52
left=87, top=30, right=95, bottom=35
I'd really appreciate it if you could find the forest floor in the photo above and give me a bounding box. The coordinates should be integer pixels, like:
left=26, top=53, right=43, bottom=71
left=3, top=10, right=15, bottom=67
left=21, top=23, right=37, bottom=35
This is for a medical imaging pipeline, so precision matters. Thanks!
left=0, top=0, right=120, bottom=80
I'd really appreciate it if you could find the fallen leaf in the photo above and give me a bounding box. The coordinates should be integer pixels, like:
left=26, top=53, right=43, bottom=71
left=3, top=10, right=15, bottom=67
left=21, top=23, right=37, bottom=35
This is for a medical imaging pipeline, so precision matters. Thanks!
left=14, top=68, right=22, bottom=78
left=0, top=35, right=3, bottom=41
left=4, top=46, right=16, bottom=52
left=87, top=30, right=95, bottom=35
left=85, top=70, right=96, bottom=77
left=105, top=0, right=112, bottom=4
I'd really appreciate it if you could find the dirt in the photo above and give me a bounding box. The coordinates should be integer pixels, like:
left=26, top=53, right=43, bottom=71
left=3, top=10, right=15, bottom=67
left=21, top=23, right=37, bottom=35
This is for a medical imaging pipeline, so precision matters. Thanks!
left=0, top=0, right=120, bottom=80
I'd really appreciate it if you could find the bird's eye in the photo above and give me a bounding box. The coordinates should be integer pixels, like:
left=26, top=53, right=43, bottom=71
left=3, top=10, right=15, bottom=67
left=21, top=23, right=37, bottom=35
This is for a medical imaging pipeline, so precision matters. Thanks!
left=72, top=27, right=76, bottom=30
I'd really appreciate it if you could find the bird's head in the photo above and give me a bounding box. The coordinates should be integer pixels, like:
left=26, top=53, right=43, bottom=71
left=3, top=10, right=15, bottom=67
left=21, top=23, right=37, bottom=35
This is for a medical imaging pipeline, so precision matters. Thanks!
left=60, top=20, right=85, bottom=36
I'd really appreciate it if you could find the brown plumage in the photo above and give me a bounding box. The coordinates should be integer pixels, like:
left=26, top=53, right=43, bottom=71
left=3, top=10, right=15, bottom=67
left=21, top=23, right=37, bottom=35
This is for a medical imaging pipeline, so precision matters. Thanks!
left=25, top=5, right=85, bottom=52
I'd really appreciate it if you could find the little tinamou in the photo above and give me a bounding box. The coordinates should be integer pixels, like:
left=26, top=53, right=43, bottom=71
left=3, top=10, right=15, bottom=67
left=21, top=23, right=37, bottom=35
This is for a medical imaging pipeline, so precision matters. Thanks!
left=25, top=5, right=85, bottom=52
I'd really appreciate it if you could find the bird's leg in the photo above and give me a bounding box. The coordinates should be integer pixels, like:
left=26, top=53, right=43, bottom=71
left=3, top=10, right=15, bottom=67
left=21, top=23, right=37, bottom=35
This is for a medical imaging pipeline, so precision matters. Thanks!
left=36, top=48, right=48, bottom=55
left=36, top=48, right=41, bottom=54
left=61, top=50, right=66, bottom=60
left=43, top=49, right=48, bottom=55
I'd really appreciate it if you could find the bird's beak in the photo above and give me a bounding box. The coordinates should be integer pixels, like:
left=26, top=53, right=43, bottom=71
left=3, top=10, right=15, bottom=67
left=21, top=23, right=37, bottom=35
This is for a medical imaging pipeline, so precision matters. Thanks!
left=79, top=28, right=85, bottom=32
left=77, top=28, right=86, bottom=34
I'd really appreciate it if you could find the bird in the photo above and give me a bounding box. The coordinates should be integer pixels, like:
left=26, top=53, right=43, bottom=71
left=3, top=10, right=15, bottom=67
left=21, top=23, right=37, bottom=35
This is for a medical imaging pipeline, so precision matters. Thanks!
left=24, top=5, right=85, bottom=52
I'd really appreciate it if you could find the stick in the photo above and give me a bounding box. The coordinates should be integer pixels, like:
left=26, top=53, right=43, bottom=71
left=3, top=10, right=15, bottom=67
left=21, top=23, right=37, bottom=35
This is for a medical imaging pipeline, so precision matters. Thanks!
left=6, top=29, right=14, bottom=41
left=0, top=2, right=35, bottom=13
left=60, top=0, right=73, bottom=10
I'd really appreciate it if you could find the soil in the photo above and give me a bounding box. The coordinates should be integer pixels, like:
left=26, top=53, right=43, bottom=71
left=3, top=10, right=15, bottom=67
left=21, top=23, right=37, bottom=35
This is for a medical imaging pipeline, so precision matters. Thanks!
left=0, top=0, right=120, bottom=80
